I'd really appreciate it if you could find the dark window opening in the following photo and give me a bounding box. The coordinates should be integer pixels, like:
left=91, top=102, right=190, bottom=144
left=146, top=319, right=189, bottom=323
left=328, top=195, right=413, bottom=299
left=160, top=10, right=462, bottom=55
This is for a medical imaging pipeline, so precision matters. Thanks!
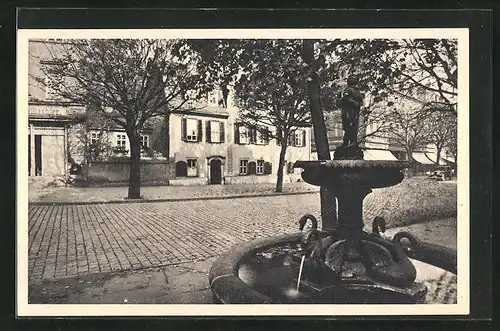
left=248, top=161, right=257, bottom=175
left=175, top=161, right=187, bottom=177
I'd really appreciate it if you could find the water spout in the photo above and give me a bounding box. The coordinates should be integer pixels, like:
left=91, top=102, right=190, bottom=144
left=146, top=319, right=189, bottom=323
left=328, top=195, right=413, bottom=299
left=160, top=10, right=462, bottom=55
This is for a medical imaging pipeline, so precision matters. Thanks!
left=297, top=255, right=306, bottom=291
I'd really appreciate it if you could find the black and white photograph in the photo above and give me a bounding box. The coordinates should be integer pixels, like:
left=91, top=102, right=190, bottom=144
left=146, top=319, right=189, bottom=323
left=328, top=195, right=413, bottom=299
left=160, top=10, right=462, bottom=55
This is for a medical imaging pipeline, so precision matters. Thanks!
left=17, top=28, right=469, bottom=316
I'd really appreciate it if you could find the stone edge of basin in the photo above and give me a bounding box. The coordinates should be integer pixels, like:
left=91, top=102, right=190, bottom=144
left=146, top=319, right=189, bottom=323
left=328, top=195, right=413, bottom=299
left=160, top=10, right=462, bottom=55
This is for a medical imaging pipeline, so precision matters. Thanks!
left=208, top=233, right=303, bottom=304
left=293, top=160, right=411, bottom=169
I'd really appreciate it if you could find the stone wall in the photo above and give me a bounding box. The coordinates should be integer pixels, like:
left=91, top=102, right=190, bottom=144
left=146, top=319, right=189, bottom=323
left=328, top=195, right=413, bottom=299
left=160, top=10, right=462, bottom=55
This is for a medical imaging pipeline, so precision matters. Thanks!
left=224, top=172, right=302, bottom=185
left=77, top=158, right=170, bottom=186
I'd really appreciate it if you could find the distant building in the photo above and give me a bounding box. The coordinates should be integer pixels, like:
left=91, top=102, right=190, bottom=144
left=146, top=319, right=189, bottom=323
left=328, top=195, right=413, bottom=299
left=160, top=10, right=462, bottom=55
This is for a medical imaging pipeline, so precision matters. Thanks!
left=312, top=66, right=455, bottom=171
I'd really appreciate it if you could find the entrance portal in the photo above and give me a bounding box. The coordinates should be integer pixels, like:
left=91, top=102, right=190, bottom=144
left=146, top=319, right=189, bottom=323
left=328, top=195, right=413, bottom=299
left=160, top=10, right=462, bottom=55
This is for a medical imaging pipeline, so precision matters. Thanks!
left=209, top=159, right=222, bottom=184
left=34, top=135, right=42, bottom=176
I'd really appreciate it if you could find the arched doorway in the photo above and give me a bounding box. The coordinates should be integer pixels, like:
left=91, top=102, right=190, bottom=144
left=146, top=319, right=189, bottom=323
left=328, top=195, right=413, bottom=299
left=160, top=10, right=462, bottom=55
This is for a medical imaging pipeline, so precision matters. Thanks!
left=209, top=159, right=222, bottom=184
left=175, top=161, right=187, bottom=177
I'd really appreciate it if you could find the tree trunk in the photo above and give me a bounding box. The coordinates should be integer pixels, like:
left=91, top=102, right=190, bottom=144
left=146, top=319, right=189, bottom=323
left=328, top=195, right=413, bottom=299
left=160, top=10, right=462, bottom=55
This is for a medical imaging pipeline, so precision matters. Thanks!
left=302, top=39, right=337, bottom=230
left=162, top=115, right=170, bottom=159
left=275, top=141, right=287, bottom=193
left=436, top=145, right=442, bottom=165
left=128, top=131, right=142, bottom=199
left=406, top=147, right=415, bottom=176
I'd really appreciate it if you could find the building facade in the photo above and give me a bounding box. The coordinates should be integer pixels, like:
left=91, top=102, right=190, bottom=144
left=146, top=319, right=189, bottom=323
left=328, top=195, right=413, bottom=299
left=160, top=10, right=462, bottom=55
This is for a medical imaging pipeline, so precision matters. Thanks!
left=28, top=39, right=85, bottom=179
left=168, top=91, right=312, bottom=186
left=28, top=39, right=312, bottom=186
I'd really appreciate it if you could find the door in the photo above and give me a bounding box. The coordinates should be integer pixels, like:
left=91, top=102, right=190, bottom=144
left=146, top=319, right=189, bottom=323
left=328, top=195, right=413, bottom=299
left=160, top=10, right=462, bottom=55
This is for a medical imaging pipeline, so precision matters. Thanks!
left=35, top=135, right=42, bottom=176
left=209, top=159, right=222, bottom=184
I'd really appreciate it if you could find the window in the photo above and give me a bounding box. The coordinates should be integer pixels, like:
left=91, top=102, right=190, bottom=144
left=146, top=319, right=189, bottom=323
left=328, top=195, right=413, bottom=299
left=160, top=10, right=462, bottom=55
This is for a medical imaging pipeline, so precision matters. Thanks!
left=256, top=129, right=269, bottom=145
left=116, top=134, right=127, bottom=147
left=140, top=135, right=149, bottom=148
left=187, top=159, right=198, bottom=177
left=257, top=160, right=264, bottom=175
left=90, top=132, right=100, bottom=145
left=207, top=120, right=225, bottom=143
left=294, top=130, right=306, bottom=147
left=208, top=91, right=218, bottom=105
left=235, top=125, right=268, bottom=145
left=239, top=159, right=248, bottom=175
left=182, top=118, right=201, bottom=142
left=186, top=119, right=198, bottom=142
left=238, top=126, right=250, bottom=144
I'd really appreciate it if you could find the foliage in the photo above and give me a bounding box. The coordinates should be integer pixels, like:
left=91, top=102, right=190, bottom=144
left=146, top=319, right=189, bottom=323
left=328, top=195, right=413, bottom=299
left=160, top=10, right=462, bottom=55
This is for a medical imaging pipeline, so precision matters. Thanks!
left=233, top=40, right=310, bottom=139
left=231, top=40, right=311, bottom=192
left=322, top=38, right=458, bottom=115
left=182, top=39, right=251, bottom=107
left=383, top=97, right=432, bottom=164
left=426, top=110, right=457, bottom=164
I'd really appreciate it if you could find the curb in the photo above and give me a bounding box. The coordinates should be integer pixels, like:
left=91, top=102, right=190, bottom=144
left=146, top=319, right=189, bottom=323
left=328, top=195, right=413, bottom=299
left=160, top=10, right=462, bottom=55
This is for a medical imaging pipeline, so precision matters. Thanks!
left=29, top=190, right=320, bottom=206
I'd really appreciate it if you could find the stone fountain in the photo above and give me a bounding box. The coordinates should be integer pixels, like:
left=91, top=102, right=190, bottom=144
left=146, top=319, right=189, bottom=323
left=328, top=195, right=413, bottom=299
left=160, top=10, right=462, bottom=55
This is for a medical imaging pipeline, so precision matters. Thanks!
left=209, top=75, right=457, bottom=304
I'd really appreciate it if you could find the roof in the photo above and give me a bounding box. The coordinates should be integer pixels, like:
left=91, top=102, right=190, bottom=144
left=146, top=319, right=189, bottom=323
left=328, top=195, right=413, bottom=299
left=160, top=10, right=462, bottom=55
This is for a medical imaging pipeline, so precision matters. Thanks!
left=412, top=152, right=434, bottom=165
left=28, top=113, right=82, bottom=123
left=363, top=149, right=398, bottom=161
left=424, top=152, right=449, bottom=166
left=441, top=155, right=456, bottom=164
left=172, top=105, right=230, bottom=119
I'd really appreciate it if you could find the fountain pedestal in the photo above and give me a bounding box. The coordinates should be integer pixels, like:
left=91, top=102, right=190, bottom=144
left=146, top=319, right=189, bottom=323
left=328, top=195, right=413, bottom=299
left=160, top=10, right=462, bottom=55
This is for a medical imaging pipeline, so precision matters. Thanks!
left=291, top=159, right=427, bottom=299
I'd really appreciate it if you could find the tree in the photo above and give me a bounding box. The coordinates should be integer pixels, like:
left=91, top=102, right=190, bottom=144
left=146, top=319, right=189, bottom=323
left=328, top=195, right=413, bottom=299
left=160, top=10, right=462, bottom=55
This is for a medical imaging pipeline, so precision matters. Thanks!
left=302, top=40, right=339, bottom=230
left=426, top=110, right=457, bottom=165
left=446, top=121, right=458, bottom=170
left=384, top=98, right=431, bottom=168
left=313, top=39, right=399, bottom=147
left=38, top=39, right=208, bottom=198
left=392, top=39, right=457, bottom=114
left=182, top=39, right=251, bottom=108
left=327, top=38, right=458, bottom=115
left=233, top=40, right=311, bottom=192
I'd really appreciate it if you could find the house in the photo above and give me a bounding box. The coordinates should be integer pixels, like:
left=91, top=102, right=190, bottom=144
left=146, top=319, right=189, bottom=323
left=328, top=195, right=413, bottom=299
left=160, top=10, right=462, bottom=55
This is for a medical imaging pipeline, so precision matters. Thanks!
left=27, top=39, right=312, bottom=186
left=167, top=90, right=312, bottom=186
left=28, top=39, right=157, bottom=184
left=28, top=39, right=86, bottom=179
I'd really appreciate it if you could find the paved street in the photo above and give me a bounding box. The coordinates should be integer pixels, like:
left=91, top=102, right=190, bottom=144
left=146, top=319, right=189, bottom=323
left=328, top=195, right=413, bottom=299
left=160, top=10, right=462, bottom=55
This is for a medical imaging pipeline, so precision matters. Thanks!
left=28, top=194, right=322, bottom=281
left=27, top=190, right=455, bottom=282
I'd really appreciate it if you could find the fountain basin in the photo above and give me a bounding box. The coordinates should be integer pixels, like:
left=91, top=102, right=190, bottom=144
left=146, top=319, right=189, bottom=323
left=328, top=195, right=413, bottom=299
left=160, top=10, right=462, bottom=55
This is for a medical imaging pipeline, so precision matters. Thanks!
left=294, top=160, right=410, bottom=189
left=209, top=233, right=456, bottom=304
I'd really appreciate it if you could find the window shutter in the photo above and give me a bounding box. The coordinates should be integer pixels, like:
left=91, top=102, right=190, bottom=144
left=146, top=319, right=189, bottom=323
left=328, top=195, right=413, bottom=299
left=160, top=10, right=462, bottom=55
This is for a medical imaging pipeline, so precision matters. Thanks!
left=206, top=120, right=211, bottom=143
left=264, top=162, right=272, bottom=174
left=197, top=120, right=202, bottom=142
left=220, top=122, right=225, bottom=143
left=276, top=127, right=282, bottom=145
left=181, top=118, right=187, bottom=141
left=234, top=123, right=240, bottom=144
left=264, top=129, right=270, bottom=145
left=301, top=130, right=306, bottom=147
left=251, top=127, right=258, bottom=144
left=288, top=130, right=295, bottom=147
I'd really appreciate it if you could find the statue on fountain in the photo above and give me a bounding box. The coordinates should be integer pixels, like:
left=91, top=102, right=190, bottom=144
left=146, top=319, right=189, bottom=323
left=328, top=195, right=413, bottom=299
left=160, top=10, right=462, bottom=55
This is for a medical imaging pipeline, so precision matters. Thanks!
left=334, top=75, right=364, bottom=160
